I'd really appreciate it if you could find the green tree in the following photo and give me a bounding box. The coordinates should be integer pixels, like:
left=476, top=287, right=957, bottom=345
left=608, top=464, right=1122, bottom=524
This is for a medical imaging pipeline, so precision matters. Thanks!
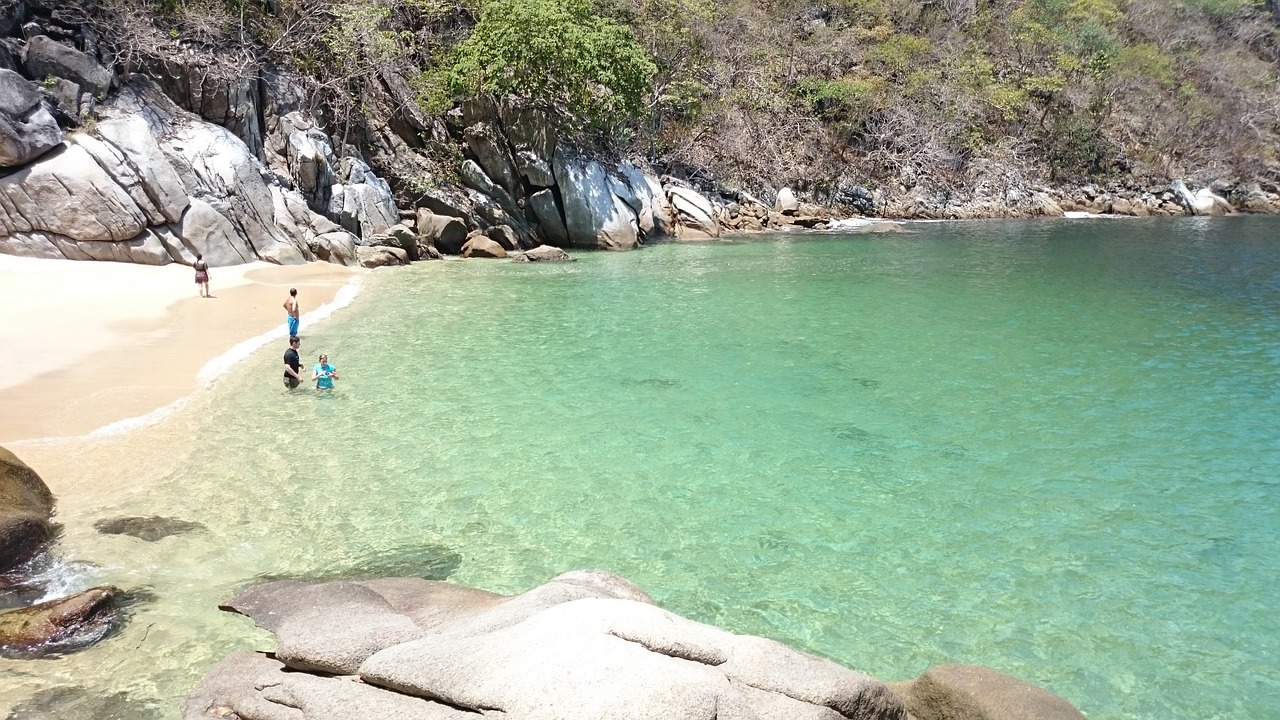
left=429, top=0, right=656, bottom=130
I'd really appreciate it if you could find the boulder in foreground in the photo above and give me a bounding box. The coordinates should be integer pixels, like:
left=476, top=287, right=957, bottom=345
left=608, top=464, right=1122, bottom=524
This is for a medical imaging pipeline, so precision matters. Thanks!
left=187, top=570, right=1088, bottom=720
left=0, top=445, right=55, bottom=574
left=0, top=586, right=119, bottom=656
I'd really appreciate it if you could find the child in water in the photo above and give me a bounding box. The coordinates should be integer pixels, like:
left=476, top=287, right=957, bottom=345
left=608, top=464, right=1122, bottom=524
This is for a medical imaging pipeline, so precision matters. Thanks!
left=312, top=353, right=339, bottom=390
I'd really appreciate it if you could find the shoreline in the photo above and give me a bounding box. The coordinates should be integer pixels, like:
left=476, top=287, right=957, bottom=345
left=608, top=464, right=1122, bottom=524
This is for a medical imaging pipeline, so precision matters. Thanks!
left=0, top=257, right=366, bottom=445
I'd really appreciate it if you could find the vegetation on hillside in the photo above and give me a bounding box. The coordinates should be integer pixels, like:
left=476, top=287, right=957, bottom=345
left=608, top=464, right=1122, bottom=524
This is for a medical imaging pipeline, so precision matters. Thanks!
left=87, top=0, right=1280, bottom=197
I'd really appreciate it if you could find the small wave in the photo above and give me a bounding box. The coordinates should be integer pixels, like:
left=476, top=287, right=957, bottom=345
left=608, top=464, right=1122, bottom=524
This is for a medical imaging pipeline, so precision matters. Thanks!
left=1062, top=211, right=1133, bottom=219
left=35, top=274, right=364, bottom=443
left=195, top=277, right=361, bottom=385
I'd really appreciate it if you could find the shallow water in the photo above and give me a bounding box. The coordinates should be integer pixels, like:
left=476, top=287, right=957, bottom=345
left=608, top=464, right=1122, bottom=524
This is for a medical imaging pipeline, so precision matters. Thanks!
left=2, top=216, right=1278, bottom=719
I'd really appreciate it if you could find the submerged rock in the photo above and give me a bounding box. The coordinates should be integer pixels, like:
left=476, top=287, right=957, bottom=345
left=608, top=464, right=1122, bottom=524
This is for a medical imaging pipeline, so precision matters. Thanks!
left=8, top=686, right=163, bottom=720
left=93, top=515, right=206, bottom=542
left=0, top=585, right=119, bottom=656
left=890, top=664, right=1086, bottom=720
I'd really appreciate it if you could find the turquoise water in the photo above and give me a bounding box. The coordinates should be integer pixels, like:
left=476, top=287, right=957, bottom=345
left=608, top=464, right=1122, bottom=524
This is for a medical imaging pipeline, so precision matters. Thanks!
left=4, top=216, right=1278, bottom=718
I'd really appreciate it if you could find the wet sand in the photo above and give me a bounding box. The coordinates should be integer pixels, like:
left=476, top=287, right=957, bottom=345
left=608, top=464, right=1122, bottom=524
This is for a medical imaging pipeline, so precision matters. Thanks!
left=0, top=256, right=364, bottom=444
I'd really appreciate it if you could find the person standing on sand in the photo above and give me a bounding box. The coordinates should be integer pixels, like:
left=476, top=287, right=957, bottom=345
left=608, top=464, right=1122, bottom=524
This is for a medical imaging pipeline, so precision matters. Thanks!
left=283, top=335, right=302, bottom=389
left=312, top=353, right=339, bottom=390
left=194, top=254, right=210, bottom=298
left=283, top=287, right=300, bottom=337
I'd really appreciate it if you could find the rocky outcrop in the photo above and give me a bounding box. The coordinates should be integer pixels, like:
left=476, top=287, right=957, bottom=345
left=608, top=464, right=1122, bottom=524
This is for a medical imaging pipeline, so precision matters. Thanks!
left=0, top=68, right=62, bottom=166
left=1171, top=179, right=1233, bottom=216
left=3, top=12, right=1275, bottom=268
left=0, top=75, right=360, bottom=265
left=25, top=35, right=110, bottom=96
left=186, top=570, right=917, bottom=720
left=0, top=446, right=54, bottom=573
left=553, top=149, right=641, bottom=250
left=0, top=448, right=126, bottom=658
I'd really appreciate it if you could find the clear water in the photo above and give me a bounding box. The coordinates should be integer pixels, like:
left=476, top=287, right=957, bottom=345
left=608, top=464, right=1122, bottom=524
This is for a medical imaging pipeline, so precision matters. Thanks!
left=2, top=217, right=1278, bottom=719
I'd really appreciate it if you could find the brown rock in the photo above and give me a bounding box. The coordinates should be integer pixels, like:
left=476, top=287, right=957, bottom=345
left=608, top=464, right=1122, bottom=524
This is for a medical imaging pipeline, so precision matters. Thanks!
left=512, top=245, right=573, bottom=262
left=355, top=246, right=408, bottom=268
left=416, top=211, right=468, bottom=255
left=0, top=446, right=54, bottom=573
left=461, top=236, right=507, bottom=258
left=890, top=664, right=1085, bottom=720
left=0, top=586, right=118, bottom=654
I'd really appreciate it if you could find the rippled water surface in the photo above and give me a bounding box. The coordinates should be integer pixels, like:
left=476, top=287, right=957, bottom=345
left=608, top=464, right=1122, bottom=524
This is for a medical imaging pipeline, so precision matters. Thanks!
left=3, top=217, right=1278, bottom=719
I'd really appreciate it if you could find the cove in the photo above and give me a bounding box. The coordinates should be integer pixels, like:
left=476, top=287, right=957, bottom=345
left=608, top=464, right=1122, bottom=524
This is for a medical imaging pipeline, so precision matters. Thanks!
left=2, top=216, right=1277, bottom=720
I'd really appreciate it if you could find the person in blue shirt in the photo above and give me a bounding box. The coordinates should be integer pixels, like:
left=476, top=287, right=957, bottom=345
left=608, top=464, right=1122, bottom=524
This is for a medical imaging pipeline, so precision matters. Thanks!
left=312, top=353, right=339, bottom=390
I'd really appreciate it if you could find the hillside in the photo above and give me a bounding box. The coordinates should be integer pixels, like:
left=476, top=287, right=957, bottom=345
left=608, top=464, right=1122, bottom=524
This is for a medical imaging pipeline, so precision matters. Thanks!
left=68, top=0, right=1277, bottom=205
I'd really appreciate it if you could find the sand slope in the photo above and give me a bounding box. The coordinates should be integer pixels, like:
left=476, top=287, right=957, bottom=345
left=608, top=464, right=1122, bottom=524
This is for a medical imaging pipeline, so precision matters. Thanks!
left=0, top=257, right=363, bottom=443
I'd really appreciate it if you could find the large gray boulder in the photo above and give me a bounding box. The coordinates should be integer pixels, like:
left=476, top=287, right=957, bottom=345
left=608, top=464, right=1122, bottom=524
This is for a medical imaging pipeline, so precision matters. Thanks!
left=361, top=596, right=906, bottom=719
left=528, top=188, right=569, bottom=246
left=222, top=580, right=425, bottom=674
left=330, top=156, right=399, bottom=240
left=0, top=143, right=149, bottom=242
left=184, top=651, right=469, bottom=720
left=188, top=571, right=912, bottom=720
left=618, top=163, right=675, bottom=238
left=464, top=121, right=521, bottom=197
left=1171, top=180, right=1232, bottom=216
left=667, top=185, right=721, bottom=240
left=417, top=211, right=468, bottom=255
left=552, top=149, right=640, bottom=250
left=24, top=35, right=111, bottom=97
left=499, top=103, right=556, bottom=187
left=0, top=69, right=62, bottom=167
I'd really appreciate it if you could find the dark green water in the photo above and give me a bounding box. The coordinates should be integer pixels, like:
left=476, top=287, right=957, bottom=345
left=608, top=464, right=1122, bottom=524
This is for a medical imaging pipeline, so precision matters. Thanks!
left=5, top=216, right=1277, bottom=719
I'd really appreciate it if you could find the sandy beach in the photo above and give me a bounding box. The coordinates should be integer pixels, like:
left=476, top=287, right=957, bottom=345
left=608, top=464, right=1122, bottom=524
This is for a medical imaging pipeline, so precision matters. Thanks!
left=0, top=256, right=364, bottom=444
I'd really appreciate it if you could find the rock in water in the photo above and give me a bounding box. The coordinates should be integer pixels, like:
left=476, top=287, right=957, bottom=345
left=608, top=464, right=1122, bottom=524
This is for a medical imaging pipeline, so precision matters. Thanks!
left=0, top=445, right=55, bottom=574
left=93, top=515, right=206, bottom=542
left=0, top=586, right=119, bottom=656
left=513, top=245, right=573, bottom=262
left=890, top=664, right=1087, bottom=720
left=190, top=570, right=911, bottom=720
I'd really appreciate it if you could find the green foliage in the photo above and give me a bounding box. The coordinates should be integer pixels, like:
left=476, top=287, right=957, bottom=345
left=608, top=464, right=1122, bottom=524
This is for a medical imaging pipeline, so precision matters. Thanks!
left=796, top=76, right=884, bottom=120
left=428, top=0, right=656, bottom=129
left=1041, top=114, right=1116, bottom=179
left=986, top=83, right=1029, bottom=121
left=865, top=33, right=930, bottom=77
left=1175, top=0, right=1251, bottom=17
left=321, top=3, right=411, bottom=77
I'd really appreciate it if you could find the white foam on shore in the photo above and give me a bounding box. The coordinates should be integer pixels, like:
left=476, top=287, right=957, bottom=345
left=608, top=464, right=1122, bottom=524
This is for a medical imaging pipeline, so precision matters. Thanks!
left=31, top=274, right=365, bottom=444
left=1063, top=211, right=1131, bottom=219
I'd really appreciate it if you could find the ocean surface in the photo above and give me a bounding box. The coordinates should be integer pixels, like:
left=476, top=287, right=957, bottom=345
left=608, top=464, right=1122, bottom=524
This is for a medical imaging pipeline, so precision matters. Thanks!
left=2, top=216, right=1278, bottom=719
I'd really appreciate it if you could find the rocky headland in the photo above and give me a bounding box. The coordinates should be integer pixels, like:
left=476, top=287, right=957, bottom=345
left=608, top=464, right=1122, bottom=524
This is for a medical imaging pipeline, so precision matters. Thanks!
left=0, top=0, right=1276, bottom=273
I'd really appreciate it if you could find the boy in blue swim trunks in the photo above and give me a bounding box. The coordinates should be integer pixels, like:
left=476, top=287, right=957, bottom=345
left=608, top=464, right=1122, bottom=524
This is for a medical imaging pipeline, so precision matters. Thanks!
left=312, top=353, right=339, bottom=389
left=283, top=287, right=300, bottom=336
